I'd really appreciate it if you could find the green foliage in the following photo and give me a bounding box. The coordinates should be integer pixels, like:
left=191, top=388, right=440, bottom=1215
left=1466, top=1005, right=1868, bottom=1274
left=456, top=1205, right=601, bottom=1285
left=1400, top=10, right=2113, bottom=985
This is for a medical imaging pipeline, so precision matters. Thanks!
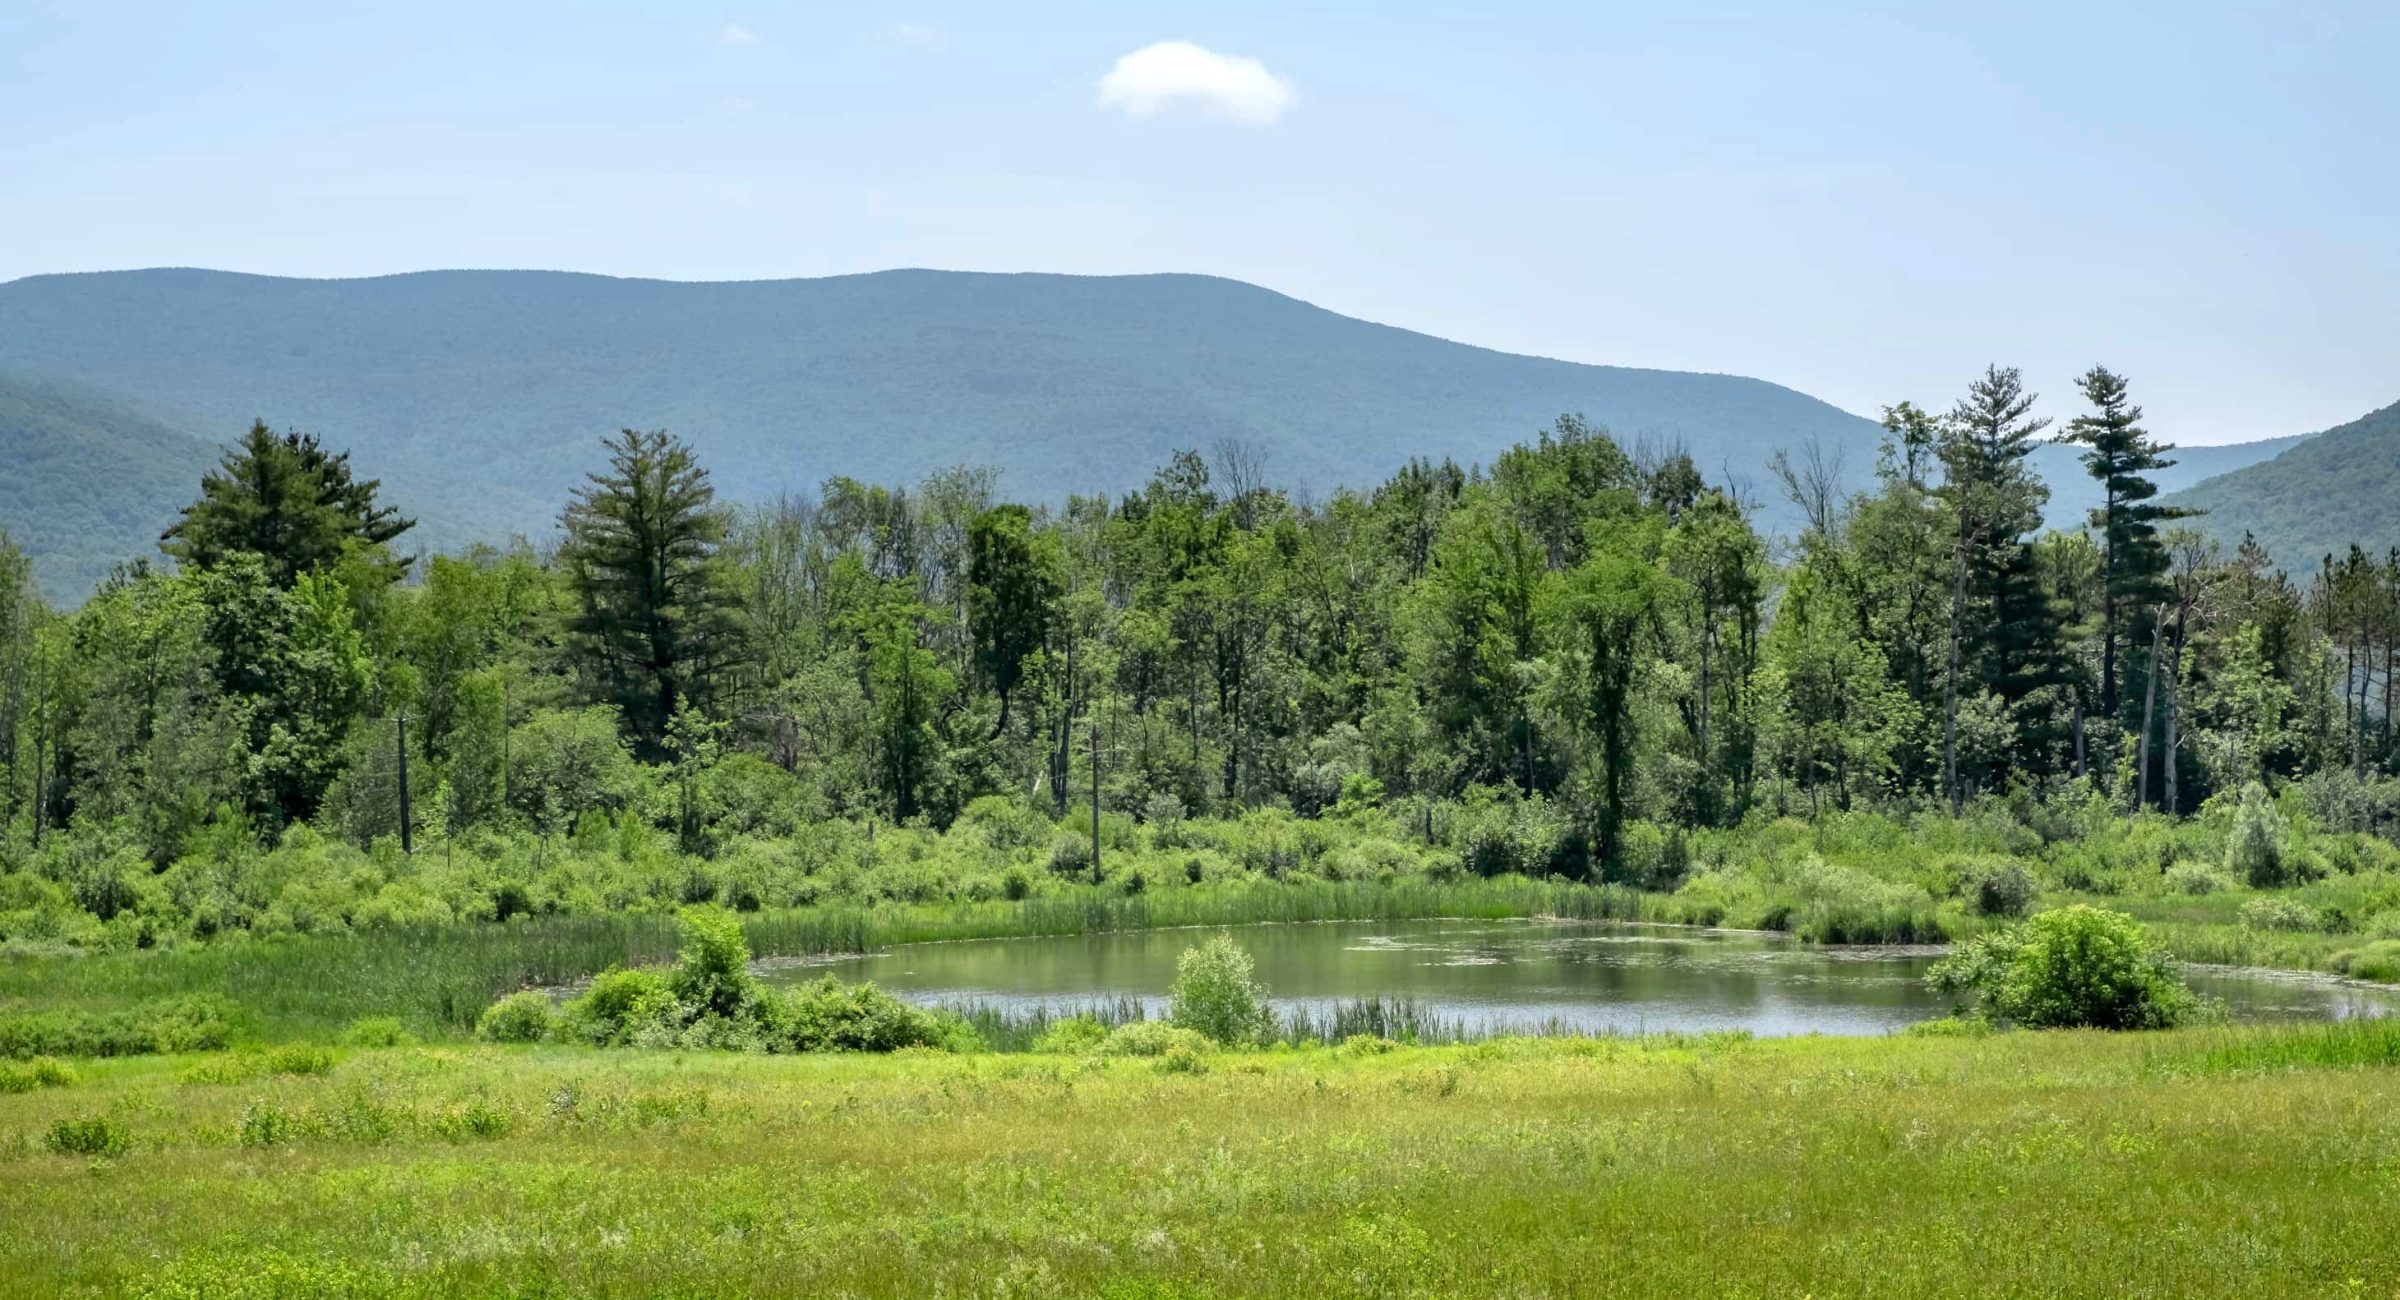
left=2225, top=784, right=2291, bottom=887
left=2236, top=897, right=2320, bottom=933
left=759, top=977, right=952, bottom=1053
left=558, top=428, right=744, bottom=758
left=1030, top=1014, right=1111, bottom=1054
left=1168, top=934, right=1273, bottom=1046
left=0, top=996, right=234, bottom=1059
left=1097, top=1021, right=1215, bottom=1058
left=1958, top=856, right=2039, bottom=917
left=338, top=1016, right=414, bottom=1048
left=45, top=1113, right=132, bottom=1157
left=476, top=991, right=557, bottom=1044
left=667, top=905, right=755, bottom=1019
left=1931, top=905, right=2200, bottom=1029
left=0, top=1054, right=75, bottom=1092
left=162, top=419, right=413, bottom=587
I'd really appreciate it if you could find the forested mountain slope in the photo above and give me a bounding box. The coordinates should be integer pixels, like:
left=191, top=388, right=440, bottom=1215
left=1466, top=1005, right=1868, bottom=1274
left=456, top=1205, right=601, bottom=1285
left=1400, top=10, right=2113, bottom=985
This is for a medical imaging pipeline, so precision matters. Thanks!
left=2031, top=433, right=2307, bottom=534
left=0, top=373, right=218, bottom=598
left=2164, top=400, right=2400, bottom=566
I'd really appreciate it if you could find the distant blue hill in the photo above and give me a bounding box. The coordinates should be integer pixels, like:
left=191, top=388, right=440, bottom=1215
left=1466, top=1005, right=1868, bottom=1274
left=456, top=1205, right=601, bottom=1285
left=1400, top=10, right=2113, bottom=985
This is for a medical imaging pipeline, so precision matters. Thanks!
left=0, top=267, right=1887, bottom=581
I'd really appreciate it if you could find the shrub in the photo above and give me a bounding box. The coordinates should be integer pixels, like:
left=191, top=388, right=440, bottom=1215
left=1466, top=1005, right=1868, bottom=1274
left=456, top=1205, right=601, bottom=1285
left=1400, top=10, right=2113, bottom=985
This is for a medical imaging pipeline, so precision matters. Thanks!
left=1337, top=1033, right=1399, bottom=1057
left=338, top=1016, right=413, bottom=1048
left=561, top=968, right=679, bottom=1045
left=267, top=1045, right=337, bottom=1076
left=759, top=977, right=951, bottom=1052
left=668, top=905, right=755, bottom=1018
left=1959, top=857, right=2039, bottom=918
left=477, top=991, right=558, bottom=1044
left=1097, top=1021, right=1214, bottom=1058
left=1156, top=1042, right=1210, bottom=1075
left=1929, top=905, right=2200, bottom=1029
left=0, top=1056, right=75, bottom=1093
left=1169, top=934, right=1274, bottom=1047
left=0, top=996, right=235, bottom=1060
left=2237, top=897, right=2321, bottom=933
left=2163, top=860, right=2237, bottom=896
left=2225, top=784, right=2292, bottom=887
left=46, top=1115, right=132, bottom=1157
left=1031, top=1015, right=1110, bottom=1054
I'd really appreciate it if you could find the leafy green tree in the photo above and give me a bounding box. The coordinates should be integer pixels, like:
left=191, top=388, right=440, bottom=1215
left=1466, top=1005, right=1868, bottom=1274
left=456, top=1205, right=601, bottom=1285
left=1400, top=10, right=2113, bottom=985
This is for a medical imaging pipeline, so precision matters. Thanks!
left=193, top=555, right=372, bottom=825
left=1559, top=518, right=1668, bottom=867
left=1168, top=934, right=1273, bottom=1046
left=861, top=581, right=955, bottom=822
left=967, top=505, right=1061, bottom=737
left=163, top=420, right=413, bottom=586
left=559, top=429, right=745, bottom=759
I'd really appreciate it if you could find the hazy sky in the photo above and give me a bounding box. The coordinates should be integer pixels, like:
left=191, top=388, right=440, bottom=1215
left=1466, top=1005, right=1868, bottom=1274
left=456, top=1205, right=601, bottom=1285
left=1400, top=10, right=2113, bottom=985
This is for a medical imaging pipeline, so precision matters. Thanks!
left=6, top=1, right=2394, bottom=444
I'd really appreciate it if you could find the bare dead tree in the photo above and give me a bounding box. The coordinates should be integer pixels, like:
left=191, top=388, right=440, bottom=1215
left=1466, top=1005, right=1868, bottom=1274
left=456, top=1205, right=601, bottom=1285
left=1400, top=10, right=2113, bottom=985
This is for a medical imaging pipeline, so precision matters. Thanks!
left=1767, top=439, right=1848, bottom=539
left=1211, top=436, right=1270, bottom=529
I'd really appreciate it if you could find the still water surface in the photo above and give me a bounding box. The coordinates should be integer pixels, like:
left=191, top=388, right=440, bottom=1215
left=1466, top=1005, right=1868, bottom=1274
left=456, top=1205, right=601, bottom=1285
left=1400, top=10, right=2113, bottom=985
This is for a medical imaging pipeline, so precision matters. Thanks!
left=761, top=918, right=2400, bottom=1037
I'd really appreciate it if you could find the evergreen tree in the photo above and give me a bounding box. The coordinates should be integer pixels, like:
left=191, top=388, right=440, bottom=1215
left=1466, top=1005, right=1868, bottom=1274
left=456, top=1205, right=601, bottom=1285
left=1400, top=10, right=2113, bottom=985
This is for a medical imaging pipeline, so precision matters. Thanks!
left=2065, top=367, right=2185, bottom=716
left=1937, top=366, right=2051, bottom=807
left=163, top=420, right=413, bottom=586
left=559, top=429, right=745, bottom=759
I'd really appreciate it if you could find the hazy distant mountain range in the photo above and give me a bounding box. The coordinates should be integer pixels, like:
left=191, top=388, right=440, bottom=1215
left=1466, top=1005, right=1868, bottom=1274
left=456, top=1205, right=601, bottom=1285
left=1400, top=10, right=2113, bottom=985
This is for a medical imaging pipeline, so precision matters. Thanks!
left=0, top=266, right=2352, bottom=600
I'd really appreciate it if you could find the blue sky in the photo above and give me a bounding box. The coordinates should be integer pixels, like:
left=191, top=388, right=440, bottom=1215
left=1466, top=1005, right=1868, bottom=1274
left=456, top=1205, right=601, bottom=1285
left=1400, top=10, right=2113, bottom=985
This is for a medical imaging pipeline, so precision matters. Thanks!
left=5, top=1, right=2394, bottom=443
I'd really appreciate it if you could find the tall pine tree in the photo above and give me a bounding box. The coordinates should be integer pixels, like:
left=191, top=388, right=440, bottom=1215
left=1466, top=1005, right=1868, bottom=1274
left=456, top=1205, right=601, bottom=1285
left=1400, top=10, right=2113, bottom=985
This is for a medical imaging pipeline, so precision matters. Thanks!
left=560, top=429, right=745, bottom=759
left=2065, top=366, right=2185, bottom=716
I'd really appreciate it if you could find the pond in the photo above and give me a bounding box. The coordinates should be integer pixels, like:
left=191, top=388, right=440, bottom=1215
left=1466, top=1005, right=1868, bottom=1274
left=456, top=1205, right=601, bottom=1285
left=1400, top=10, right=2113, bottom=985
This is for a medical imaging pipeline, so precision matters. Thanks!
left=762, top=918, right=2400, bottom=1038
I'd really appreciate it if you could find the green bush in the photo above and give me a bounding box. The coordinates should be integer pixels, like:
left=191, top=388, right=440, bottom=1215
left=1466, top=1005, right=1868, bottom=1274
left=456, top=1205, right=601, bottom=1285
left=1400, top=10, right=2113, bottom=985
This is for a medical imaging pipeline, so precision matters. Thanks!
left=267, top=1044, right=337, bottom=1076
left=758, top=977, right=950, bottom=1052
left=1169, top=934, right=1274, bottom=1046
left=1959, top=857, right=2039, bottom=918
left=338, top=1016, right=413, bottom=1048
left=2163, top=860, right=2237, bottom=896
left=1030, top=1014, right=1110, bottom=1054
left=2237, top=897, right=2321, bottom=933
left=1929, top=905, right=2200, bottom=1029
left=46, top=1115, right=132, bottom=1157
left=0, top=1055, right=75, bottom=1093
left=0, top=996, right=235, bottom=1060
left=1097, top=1021, right=1214, bottom=1058
left=1337, top=1033, right=1399, bottom=1057
left=1156, top=1042, right=1210, bottom=1074
left=477, top=991, right=558, bottom=1044
left=668, top=905, right=755, bottom=1018
left=2225, top=784, right=2291, bottom=887
left=561, top=968, right=680, bottom=1046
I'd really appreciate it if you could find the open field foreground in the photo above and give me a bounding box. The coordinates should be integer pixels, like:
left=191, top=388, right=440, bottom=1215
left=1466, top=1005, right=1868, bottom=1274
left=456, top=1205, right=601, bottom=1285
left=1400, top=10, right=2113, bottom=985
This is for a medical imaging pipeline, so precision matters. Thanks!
left=8, top=1024, right=2400, bottom=1298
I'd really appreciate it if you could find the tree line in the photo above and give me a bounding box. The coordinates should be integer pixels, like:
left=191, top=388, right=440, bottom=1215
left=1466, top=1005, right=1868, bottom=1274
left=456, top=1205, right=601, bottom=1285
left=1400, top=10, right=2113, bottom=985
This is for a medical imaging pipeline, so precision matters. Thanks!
left=1, top=366, right=2397, bottom=882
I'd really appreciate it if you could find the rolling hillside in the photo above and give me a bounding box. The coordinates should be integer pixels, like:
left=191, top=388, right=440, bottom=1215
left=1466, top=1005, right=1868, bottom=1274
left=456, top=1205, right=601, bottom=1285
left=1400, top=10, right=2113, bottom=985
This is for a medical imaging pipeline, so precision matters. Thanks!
left=0, top=374, right=219, bottom=599
left=0, top=268, right=1888, bottom=570
left=2164, top=400, right=2400, bottom=567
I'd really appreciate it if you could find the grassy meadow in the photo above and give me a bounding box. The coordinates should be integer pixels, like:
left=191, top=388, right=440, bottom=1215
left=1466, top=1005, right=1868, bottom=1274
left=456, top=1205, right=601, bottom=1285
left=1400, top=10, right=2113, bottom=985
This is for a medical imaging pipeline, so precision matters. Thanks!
left=7, top=1023, right=2400, bottom=1298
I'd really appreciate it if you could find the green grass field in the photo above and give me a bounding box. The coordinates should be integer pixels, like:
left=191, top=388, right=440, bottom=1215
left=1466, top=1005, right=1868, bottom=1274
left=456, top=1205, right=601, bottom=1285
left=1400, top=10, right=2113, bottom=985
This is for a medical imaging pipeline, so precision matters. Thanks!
left=9, top=1023, right=2400, bottom=1298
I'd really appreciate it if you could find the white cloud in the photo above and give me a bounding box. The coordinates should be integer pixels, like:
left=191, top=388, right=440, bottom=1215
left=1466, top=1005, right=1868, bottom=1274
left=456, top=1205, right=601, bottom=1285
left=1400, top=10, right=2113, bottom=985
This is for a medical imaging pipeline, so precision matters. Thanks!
left=1097, top=41, right=1295, bottom=126
left=717, top=23, right=759, bottom=46
left=884, top=22, right=946, bottom=52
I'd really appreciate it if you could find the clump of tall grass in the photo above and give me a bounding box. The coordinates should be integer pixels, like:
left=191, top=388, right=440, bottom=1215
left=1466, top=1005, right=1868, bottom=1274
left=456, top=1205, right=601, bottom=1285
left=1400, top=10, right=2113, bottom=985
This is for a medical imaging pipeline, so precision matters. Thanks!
left=2151, top=1017, right=2400, bottom=1076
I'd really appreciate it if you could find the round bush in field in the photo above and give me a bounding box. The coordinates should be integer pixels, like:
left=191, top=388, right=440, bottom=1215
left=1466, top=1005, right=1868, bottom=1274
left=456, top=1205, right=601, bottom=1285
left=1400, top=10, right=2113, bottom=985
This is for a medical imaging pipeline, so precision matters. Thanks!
left=1168, top=933, right=1274, bottom=1047
left=477, top=991, right=556, bottom=1043
left=1929, top=905, right=2199, bottom=1029
left=1096, top=1021, right=1214, bottom=1058
left=1958, top=857, right=2038, bottom=918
